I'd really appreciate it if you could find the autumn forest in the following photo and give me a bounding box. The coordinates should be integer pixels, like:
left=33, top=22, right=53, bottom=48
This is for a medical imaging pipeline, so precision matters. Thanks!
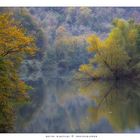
left=0, top=7, right=140, bottom=133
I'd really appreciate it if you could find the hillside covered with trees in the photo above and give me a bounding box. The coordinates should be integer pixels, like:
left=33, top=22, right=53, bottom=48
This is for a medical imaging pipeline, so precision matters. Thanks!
left=27, top=7, right=140, bottom=78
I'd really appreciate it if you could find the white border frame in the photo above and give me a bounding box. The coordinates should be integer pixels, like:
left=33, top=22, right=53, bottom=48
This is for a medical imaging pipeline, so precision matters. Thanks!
left=0, top=0, right=140, bottom=7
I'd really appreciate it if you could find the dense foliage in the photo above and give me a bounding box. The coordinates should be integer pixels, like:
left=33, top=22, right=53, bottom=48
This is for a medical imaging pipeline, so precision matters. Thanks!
left=79, top=19, right=140, bottom=80
left=0, top=13, right=36, bottom=132
left=42, top=26, right=88, bottom=77
left=26, top=8, right=140, bottom=78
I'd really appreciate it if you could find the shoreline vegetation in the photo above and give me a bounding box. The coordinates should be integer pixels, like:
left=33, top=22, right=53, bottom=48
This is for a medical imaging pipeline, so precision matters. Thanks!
left=0, top=12, right=37, bottom=132
left=78, top=19, right=140, bottom=81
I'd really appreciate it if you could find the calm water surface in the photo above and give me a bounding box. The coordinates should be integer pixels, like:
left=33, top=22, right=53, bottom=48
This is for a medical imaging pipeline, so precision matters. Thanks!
left=16, top=77, right=140, bottom=133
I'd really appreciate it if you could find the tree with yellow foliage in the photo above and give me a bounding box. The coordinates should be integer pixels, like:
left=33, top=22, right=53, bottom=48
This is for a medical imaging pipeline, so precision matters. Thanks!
left=0, top=13, right=36, bottom=57
left=79, top=19, right=140, bottom=80
left=0, top=12, right=37, bottom=132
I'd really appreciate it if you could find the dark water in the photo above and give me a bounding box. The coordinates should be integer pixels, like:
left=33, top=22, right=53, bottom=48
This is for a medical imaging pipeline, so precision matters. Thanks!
left=15, top=77, right=140, bottom=133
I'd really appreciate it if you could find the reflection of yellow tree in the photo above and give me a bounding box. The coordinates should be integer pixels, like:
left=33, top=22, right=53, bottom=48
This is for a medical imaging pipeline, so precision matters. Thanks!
left=79, top=80, right=140, bottom=132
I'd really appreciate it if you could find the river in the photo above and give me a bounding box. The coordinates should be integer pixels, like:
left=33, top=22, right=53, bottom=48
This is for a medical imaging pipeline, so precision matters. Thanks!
left=15, top=76, right=140, bottom=133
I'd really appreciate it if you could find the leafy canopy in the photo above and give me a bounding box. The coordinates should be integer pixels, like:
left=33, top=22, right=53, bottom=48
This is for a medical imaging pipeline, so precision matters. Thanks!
left=79, top=19, right=140, bottom=79
left=0, top=12, right=37, bottom=132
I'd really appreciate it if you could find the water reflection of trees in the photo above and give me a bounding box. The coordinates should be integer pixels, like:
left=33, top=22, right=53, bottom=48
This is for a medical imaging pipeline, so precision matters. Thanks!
left=16, top=78, right=44, bottom=132
left=79, top=80, right=140, bottom=132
